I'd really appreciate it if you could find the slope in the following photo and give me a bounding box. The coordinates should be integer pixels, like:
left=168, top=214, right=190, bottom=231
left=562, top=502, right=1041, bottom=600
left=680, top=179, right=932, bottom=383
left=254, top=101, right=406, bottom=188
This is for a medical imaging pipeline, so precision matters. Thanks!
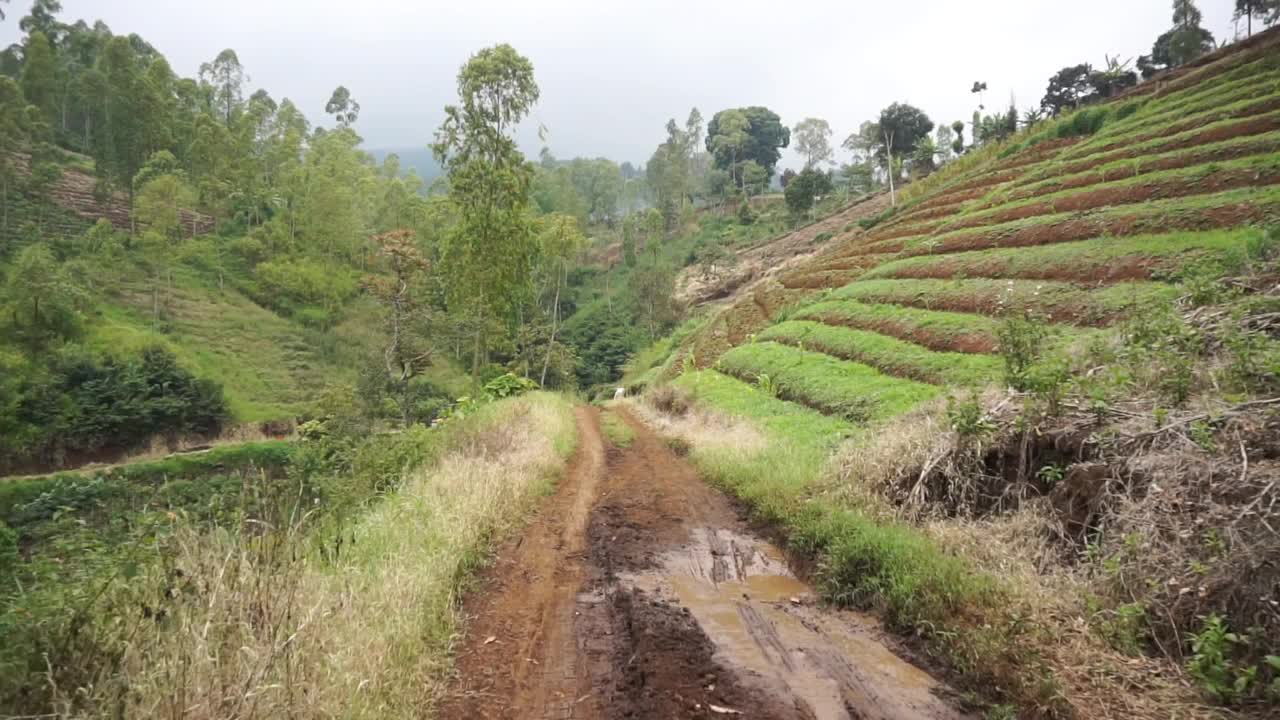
left=639, top=28, right=1280, bottom=719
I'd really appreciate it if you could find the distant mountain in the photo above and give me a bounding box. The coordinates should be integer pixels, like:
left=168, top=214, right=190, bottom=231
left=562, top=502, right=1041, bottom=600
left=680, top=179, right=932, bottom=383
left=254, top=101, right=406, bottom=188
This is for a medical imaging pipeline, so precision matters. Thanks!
left=368, top=147, right=442, bottom=184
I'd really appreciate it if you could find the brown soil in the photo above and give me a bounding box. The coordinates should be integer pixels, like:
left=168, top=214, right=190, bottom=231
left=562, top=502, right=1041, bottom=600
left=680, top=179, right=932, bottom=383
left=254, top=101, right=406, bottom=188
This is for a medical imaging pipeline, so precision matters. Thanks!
left=806, top=313, right=997, bottom=354
left=13, top=155, right=215, bottom=236
left=778, top=269, right=866, bottom=290
left=438, top=407, right=974, bottom=719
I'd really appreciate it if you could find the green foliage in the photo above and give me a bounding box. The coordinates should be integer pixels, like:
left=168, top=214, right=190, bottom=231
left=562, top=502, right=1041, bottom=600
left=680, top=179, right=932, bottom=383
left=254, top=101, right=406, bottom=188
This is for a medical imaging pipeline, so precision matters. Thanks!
left=483, top=372, right=539, bottom=399
left=706, top=106, right=791, bottom=182
left=600, top=409, right=635, bottom=448
left=784, top=167, right=834, bottom=215
left=947, top=393, right=997, bottom=440
left=1187, top=614, right=1257, bottom=705
left=995, top=312, right=1053, bottom=391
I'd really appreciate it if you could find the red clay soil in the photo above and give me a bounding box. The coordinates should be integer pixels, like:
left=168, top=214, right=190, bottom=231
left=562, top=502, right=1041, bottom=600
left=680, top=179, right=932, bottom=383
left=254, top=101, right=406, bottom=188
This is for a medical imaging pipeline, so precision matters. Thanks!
left=805, top=312, right=998, bottom=354
left=437, top=407, right=974, bottom=720
left=777, top=268, right=868, bottom=290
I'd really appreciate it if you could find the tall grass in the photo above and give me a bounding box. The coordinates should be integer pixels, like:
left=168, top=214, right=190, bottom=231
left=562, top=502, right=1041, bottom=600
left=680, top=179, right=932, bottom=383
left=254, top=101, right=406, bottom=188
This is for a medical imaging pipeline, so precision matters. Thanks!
left=55, top=392, right=576, bottom=719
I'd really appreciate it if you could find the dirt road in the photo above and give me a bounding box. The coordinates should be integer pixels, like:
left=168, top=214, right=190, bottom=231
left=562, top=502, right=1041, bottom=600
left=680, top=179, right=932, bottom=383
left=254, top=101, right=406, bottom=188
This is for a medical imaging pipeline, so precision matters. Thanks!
left=439, top=406, right=974, bottom=719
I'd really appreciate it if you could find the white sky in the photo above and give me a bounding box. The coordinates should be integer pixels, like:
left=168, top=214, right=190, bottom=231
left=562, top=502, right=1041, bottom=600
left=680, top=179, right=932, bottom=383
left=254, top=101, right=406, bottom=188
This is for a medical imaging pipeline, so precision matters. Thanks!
left=0, top=0, right=1242, bottom=170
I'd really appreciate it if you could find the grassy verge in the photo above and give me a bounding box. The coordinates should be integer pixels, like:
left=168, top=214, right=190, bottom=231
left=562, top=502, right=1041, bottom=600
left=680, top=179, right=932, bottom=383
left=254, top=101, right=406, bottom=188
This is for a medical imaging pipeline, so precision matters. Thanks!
left=657, top=372, right=1053, bottom=713
left=1, top=392, right=577, bottom=719
left=601, top=408, right=637, bottom=447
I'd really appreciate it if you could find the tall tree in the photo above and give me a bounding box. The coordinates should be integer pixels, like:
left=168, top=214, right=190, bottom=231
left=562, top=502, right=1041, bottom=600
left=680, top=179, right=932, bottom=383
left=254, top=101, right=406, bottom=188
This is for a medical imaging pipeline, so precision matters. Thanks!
left=877, top=102, right=933, bottom=205
left=1235, top=0, right=1280, bottom=35
left=19, top=31, right=57, bottom=129
left=535, top=213, right=585, bottom=385
left=364, top=229, right=432, bottom=426
left=432, top=43, right=540, bottom=384
left=793, top=117, right=834, bottom=168
left=325, top=85, right=360, bottom=128
left=706, top=106, right=789, bottom=183
left=708, top=108, right=749, bottom=188
left=199, top=49, right=245, bottom=126
left=1141, top=1, right=1214, bottom=77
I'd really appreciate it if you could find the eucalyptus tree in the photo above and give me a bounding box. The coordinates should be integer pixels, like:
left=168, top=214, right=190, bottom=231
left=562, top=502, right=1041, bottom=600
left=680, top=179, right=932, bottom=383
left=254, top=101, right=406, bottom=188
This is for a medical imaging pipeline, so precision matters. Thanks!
left=199, top=49, right=245, bottom=127
left=793, top=117, right=834, bottom=168
left=432, top=43, right=540, bottom=383
left=325, top=85, right=360, bottom=128
left=536, top=213, right=586, bottom=385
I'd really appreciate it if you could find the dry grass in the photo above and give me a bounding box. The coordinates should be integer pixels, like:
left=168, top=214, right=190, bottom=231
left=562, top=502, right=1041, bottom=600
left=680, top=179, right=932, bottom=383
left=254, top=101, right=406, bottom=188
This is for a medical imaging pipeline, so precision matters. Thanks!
left=63, top=393, right=576, bottom=720
left=826, top=389, right=1269, bottom=719
left=628, top=391, right=765, bottom=455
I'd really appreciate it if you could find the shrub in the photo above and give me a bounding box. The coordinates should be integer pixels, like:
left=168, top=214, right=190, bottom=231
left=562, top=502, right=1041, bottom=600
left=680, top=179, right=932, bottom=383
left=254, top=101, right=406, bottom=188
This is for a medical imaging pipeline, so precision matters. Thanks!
left=648, top=385, right=691, bottom=416
left=1187, top=614, right=1257, bottom=705
left=995, top=312, right=1052, bottom=391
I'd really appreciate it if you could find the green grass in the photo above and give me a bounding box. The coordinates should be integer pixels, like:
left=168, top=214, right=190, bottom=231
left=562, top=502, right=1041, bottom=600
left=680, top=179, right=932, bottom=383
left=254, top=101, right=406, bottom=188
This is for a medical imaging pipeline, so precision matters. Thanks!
left=863, top=227, right=1266, bottom=281
left=848, top=184, right=1280, bottom=258
left=758, top=320, right=1001, bottom=386
left=793, top=299, right=1003, bottom=340
left=621, top=312, right=708, bottom=387
left=1063, top=92, right=1280, bottom=160
left=829, top=277, right=1177, bottom=326
left=1017, top=127, right=1280, bottom=190
left=717, top=342, right=940, bottom=421
left=600, top=409, right=636, bottom=447
left=936, top=152, right=1280, bottom=235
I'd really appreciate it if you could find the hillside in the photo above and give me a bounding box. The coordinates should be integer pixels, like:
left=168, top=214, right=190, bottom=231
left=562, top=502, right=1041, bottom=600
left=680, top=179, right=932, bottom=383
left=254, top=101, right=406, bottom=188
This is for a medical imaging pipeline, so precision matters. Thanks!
left=635, top=27, right=1280, bottom=719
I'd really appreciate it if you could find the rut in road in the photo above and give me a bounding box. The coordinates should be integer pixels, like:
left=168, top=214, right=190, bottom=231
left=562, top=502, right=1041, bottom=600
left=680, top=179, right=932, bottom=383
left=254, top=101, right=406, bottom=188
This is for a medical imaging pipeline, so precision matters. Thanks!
left=439, top=405, right=974, bottom=719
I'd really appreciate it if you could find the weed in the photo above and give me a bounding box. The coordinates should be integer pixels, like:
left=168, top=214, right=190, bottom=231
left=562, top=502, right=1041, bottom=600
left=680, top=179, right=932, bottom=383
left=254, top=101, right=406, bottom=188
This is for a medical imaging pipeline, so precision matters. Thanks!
left=947, top=393, right=997, bottom=441
left=1095, top=601, right=1150, bottom=656
left=1036, top=464, right=1066, bottom=487
left=601, top=410, right=636, bottom=448
left=1187, top=614, right=1256, bottom=705
left=1190, top=420, right=1217, bottom=452
left=995, top=311, right=1052, bottom=391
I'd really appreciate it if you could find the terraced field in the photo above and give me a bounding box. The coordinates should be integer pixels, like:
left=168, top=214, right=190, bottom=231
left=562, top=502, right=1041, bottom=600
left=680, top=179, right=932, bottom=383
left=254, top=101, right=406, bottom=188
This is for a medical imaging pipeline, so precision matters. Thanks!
left=700, top=35, right=1280, bottom=423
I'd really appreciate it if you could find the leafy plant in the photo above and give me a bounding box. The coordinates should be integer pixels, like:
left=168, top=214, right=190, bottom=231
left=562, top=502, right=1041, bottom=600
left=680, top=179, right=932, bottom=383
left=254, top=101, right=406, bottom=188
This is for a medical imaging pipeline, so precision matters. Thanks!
left=946, top=393, right=996, bottom=441
left=1187, top=614, right=1256, bottom=705
left=995, top=311, right=1052, bottom=391
left=483, top=372, right=539, bottom=400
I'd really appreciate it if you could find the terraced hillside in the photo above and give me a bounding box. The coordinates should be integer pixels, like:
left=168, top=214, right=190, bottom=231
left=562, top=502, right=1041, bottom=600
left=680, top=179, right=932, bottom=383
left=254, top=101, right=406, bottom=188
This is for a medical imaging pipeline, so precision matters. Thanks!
left=642, top=29, right=1280, bottom=720
left=691, top=34, right=1280, bottom=418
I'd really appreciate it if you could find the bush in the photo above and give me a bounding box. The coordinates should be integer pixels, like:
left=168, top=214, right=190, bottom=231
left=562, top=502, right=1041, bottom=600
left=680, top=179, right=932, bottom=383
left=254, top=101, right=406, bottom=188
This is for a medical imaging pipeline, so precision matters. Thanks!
left=784, top=168, right=834, bottom=215
left=648, top=385, right=691, bottom=416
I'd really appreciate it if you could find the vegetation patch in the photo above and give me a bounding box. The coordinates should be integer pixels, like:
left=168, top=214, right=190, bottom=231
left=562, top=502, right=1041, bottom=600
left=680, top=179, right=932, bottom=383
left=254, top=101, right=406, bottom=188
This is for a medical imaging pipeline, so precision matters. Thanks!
left=791, top=299, right=1002, bottom=353
left=716, top=341, right=940, bottom=421
left=758, top=320, right=1002, bottom=386
left=600, top=408, right=637, bottom=448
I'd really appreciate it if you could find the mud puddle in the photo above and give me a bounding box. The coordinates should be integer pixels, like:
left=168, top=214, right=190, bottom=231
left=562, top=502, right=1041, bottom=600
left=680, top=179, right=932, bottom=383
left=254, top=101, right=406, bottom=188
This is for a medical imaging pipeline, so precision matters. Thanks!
left=619, top=527, right=969, bottom=720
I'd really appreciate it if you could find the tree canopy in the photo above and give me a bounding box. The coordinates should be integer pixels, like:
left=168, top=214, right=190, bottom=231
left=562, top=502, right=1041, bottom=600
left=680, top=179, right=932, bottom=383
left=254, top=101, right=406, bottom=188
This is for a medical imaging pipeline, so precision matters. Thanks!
left=706, top=106, right=790, bottom=182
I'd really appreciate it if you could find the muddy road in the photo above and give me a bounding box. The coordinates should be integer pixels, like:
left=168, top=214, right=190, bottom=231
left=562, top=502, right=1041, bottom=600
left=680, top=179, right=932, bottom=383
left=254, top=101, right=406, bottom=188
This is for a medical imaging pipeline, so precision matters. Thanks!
left=439, top=406, right=974, bottom=719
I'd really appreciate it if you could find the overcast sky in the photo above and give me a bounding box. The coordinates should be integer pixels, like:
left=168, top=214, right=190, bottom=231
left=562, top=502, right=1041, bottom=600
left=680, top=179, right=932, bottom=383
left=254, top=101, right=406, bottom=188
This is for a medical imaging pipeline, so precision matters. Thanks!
left=0, top=1, right=1242, bottom=169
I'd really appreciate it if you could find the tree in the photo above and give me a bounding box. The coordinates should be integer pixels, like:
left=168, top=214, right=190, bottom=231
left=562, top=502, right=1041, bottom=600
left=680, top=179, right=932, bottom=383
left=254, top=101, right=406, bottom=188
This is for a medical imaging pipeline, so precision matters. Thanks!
left=19, top=31, right=57, bottom=129
left=708, top=108, right=749, bottom=188
left=1140, top=2, right=1215, bottom=77
left=432, top=44, right=540, bottom=385
left=1235, top=0, right=1280, bottom=35
left=627, top=262, right=679, bottom=340
left=970, top=81, right=988, bottom=110
left=706, top=106, right=790, bottom=183
left=780, top=168, right=796, bottom=188
left=793, top=117, right=834, bottom=168
left=740, top=160, right=767, bottom=196
left=135, top=170, right=196, bottom=241
left=199, top=48, right=245, bottom=126
left=784, top=167, right=833, bottom=215
left=1090, top=55, right=1138, bottom=99
left=364, top=229, right=432, bottom=426
left=877, top=102, right=934, bottom=205
left=911, top=136, right=938, bottom=178
left=2, top=243, right=85, bottom=352
left=535, top=213, right=585, bottom=385
left=1041, top=64, right=1094, bottom=116
left=325, top=85, right=360, bottom=127
left=934, top=124, right=955, bottom=164
left=950, top=120, right=965, bottom=156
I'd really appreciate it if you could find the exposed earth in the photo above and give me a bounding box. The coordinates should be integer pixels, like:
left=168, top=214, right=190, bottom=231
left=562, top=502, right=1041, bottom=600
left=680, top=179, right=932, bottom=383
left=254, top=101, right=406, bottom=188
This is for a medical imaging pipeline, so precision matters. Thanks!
left=439, top=406, right=973, bottom=719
